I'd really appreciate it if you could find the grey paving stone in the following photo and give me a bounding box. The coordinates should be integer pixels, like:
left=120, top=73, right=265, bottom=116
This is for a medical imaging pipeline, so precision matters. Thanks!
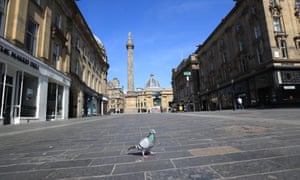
left=38, top=159, right=92, bottom=170
left=270, top=146, right=300, bottom=156
left=85, top=173, right=145, bottom=180
left=151, top=151, right=193, bottom=160
left=112, top=160, right=174, bottom=175
left=172, top=155, right=232, bottom=168
left=146, top=166, right=221, bottom=180
left=44, top=165, right=114, bottom=179
left=234, top=142, right=281, bottom=151
left=76, top=151, right=121, bottom=159
left=268, top=155, right=300, bottom=169
left=0, top=110, right=299, bottom=179
left=224, top=149, right=282, bottom=161
left=223, top=169, right=300, bottom=180
left=91, top=155, right=139, bottom=166
left=0, top=163, right=42, bottom=173
left=0, top=170, right=52, bottom=180
left=211, top=159, right=284, bottom=177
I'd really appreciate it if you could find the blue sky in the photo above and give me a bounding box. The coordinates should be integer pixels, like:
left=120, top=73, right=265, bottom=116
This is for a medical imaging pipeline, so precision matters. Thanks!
left=76, top=0, right=235, bottom=90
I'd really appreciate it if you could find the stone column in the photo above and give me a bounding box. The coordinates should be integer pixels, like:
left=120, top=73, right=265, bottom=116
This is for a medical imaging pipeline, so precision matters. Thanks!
left=126, top=32, right=134, bottom=92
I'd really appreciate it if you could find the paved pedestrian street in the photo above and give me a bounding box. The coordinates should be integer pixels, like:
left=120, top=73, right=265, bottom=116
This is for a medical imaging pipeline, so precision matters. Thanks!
left=0, top=109, right=300, bottom=180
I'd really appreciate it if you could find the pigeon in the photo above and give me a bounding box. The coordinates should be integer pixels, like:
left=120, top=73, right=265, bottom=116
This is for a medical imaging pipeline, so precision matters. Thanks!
left=128, top=129, right=156, bottom=158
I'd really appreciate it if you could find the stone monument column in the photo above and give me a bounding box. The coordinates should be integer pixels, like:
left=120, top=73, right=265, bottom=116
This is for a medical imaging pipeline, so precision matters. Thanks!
left=126, top=32, right=134, bottom=92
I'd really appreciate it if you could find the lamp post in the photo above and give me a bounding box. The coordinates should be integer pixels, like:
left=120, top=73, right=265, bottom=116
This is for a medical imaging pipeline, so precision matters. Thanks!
left=231, top=79, right=236, bottom=110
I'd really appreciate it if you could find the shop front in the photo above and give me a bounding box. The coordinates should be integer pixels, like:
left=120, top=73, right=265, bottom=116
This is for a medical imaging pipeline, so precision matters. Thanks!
left=0, top=38, right=70, bottom=125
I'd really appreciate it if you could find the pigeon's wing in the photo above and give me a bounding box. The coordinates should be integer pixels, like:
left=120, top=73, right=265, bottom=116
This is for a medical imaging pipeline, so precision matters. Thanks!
left=139, top=137, right=150, bottom=149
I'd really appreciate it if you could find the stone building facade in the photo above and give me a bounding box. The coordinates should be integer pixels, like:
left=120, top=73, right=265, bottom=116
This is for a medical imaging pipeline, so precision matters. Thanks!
left=196, top=0, right=300, bottom=110
left=136, top=75, right=173, bottom=113
left=172, top=54, right=200, bottom=111
left=107, top=78, right=125, bottom=114
left=0, top=0, right=108, bottom=125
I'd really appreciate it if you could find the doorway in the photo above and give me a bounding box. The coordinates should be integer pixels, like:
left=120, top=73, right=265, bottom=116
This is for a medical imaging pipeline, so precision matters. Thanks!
left=1, top=75, right=13, bottom=125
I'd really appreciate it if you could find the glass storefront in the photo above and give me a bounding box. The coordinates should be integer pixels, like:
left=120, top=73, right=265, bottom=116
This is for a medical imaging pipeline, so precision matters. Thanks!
left=0, top=63, right=38, bottom=124
left=20, top=72, right=38, bottom=117
left=0, top=63, right=13, bottom=124
left=47, top=83, right=63, bottom=120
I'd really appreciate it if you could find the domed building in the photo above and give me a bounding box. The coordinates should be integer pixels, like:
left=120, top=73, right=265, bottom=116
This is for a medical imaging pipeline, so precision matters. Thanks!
left=134, top=74, right=173, bottom=113
left=145, top=74, right=161, bottom=89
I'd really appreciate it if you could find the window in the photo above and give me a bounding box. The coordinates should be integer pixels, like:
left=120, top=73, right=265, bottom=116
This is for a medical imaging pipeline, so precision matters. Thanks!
left=47, top=83, right=63, bottom=119
left=75, top=60, right=79, bottom=75
left=87, top=71, right=90, bottom=86
left=236, top=24, right=242, bottom=32
left=76, top=38, right=80, bottom=50
left=239, top=41, right=245, bottom=52
left=54, top=13, right=61, bottom=29
left=296, top=0, right=300, bottom=9
left=82, top=65, right=85, bottom=81
left=240, top=58, right=248, bottom=72
left=21, top=73, right=38, bottom=117
left=0, top=0, right=7, bottom=36
left=257, top=47, right=263, bottom=64
left=270, top=0, right=276, bottom=7
left=222, top=53, right=228, bottom=63
left=53, top=43, right=60, bottom=68
left=254, top=25, right=261, bottom=39
left=34, top=0, right=40, bottom=5
left=25, top=20, right=39, bottom=55
left=273, top=17, right=281, bottom=32
left=280, top=40, right=288, bottom=58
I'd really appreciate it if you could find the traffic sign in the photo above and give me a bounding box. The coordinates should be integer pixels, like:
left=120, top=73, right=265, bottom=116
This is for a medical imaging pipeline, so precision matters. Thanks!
left=184, top=71, right=191, bottom=76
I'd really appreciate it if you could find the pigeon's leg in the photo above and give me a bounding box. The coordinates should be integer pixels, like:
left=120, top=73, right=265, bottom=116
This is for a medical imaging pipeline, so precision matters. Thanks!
left=149, top=151, right=156, bottom=155
left=142, top=151, right=149, bottom=158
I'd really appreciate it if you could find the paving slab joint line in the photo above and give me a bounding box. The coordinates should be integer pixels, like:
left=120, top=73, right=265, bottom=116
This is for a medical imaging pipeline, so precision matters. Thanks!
left=219, top=167, right=300, bottom=180
left=170, top=159, right=177, bottom=169
left=170, top=154, right=298, bottom=169
left=110, top=164, right=116, bottom=175
left=207, top=166, right=225, bottom=179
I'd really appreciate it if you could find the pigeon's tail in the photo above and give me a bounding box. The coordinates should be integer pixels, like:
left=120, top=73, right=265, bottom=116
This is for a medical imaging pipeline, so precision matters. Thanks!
left=128, top=145, right=137, bottom=151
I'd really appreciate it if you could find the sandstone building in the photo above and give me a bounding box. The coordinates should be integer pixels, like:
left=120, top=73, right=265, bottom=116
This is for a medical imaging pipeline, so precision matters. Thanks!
left=173, top=0, right=300, bottom=110
left=136, top=74, right=173, bottom=113
left=107, top=78, right=124, bottom=114
left=0, top=0, right=108, bottom=125
left=172, top=54, right=200, bottom=111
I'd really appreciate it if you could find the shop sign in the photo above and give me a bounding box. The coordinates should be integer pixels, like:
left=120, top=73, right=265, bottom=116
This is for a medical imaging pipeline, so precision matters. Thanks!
left=0, top=44, right=39, bottom=70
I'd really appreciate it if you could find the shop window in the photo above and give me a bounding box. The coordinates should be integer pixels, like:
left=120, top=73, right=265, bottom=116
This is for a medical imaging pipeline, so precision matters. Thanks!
left=21, top=73, right=38, bottom=117
left=47, top=83, right=63, bottom=119
left=0, top=63, right=4, bottom=117
left=25, top=20, right=39, bottom=56
left=0, top=0, right=7, bottom=36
